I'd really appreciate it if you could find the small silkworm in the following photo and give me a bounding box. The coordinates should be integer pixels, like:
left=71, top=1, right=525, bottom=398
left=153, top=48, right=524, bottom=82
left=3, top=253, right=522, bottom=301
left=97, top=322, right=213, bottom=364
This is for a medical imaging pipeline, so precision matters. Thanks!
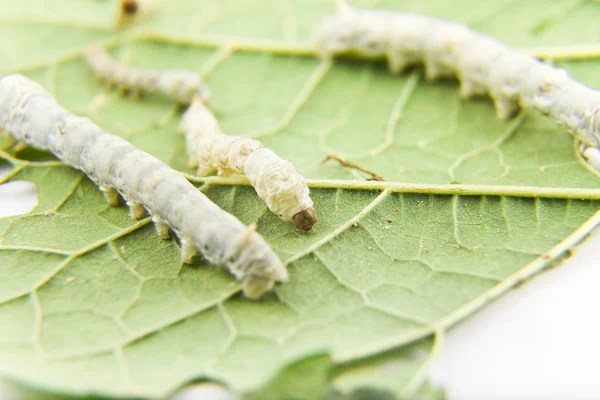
left=179, top=98, right=317, bottom=231
left=312, top=1, right=600, bottom=165
left=0, top=74, right=287, bottom=299
left=83, top=44, right=210, bottom=105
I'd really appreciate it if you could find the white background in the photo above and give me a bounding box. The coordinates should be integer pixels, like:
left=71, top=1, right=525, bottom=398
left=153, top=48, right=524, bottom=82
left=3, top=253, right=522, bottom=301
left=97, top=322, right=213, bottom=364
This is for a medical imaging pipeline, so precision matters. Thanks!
left=1, top=164, right=599, bottom=400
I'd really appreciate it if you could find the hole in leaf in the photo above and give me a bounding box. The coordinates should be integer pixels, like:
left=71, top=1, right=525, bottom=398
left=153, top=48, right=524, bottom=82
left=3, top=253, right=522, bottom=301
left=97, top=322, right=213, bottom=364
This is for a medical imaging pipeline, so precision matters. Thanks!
left=14, top=146, right=58, bottom=162
left=0, top=178, right=38, bottom=218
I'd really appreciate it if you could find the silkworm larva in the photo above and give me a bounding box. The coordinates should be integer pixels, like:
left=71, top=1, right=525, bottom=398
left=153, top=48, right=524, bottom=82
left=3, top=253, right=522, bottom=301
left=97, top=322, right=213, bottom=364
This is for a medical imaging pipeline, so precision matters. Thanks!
left=179, top=98, right=317, bottom=231
left=0, top=74, right=287, bottom=299
left=83, top=44, right=211, bottom=105
left=312, top=1, right=600, bottom=166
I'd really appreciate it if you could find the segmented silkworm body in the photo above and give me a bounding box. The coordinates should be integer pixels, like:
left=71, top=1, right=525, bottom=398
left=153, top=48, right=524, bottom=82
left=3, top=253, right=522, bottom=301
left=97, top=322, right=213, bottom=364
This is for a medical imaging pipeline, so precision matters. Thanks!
left=312, top=2, right=600, bottom=154
left=0, top=74, right=287, bottom=299
left=180, top=98, right=317, bottom=231
left=83, top=45, right=210, bottom=105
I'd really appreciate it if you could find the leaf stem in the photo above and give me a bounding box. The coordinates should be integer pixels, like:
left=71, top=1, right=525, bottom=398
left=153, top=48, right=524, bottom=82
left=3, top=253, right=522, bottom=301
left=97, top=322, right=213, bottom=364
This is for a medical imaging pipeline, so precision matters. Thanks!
left=189, top=174, right=600, bottom=200
left=130, top=30, right=600, bottom=61
left=529, top=44, right=600, bottom=61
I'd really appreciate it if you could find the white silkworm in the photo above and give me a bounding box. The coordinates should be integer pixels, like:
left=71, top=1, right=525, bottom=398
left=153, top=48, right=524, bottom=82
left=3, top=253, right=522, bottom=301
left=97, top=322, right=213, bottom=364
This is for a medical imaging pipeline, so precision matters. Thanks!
left=179, top=98, right=317, bottom=231
left=312, top=1, right=600, bottom=165
left=0, top=74, right=287, bottom=299
left=83, top=44, right=210, bottom=105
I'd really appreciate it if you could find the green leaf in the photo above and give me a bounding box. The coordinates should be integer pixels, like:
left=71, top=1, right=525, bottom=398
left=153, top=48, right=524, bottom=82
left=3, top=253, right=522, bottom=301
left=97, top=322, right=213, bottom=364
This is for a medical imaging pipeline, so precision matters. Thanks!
left=2, top=0, right=600, bottom=398
left=247, top=354, right=332, bottom=400
left=331, top=334, right=440, bottom=399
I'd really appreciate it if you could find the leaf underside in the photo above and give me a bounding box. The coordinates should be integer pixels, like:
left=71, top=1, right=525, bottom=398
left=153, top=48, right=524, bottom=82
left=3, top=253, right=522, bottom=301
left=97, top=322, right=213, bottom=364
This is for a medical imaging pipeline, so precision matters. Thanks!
left=1, top=0, right=600, bottom=398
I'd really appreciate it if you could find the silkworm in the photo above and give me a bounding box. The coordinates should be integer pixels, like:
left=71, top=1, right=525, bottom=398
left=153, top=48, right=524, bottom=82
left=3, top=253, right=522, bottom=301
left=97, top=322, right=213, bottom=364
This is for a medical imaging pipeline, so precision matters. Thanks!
left=179, top=97, right=317, bottom=231
left=0, top=74, right=287, bottom=299
left=312, top=1, right=600, bottom=166
left=83, top=44, right=210, bottom=105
